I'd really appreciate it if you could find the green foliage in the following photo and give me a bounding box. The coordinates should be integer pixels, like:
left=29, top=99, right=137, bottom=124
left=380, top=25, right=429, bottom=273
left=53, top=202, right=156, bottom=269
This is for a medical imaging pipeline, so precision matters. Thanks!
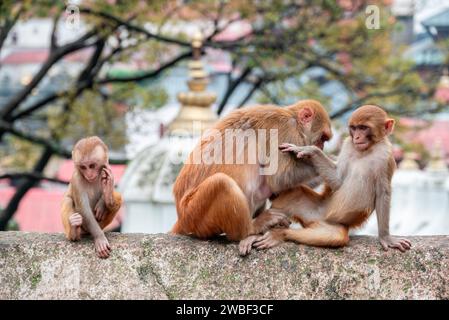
left=6, top=219, right=20, bottom=231
left=0, top=137, right=41, bottom=171
left=1, top=0, right=448, bottom=171
left=47, top=90, right=127, bottom=150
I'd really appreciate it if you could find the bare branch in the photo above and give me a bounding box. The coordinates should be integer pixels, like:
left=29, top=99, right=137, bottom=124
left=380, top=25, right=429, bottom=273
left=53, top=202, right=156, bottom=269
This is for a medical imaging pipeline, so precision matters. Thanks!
left=237, top=77, right=264, bottom=108
left=0, top=120, right=127, bottom=164
left=0, top=4, right=23, bottom=53
left=97, top=49, right=192, bottom=84
left=79, top=8, right=191, bottom=47
left=50, top=10, right=63, bottom=51
left=330, top=87, right=417, bottom=119
left=217, top=66, right=252, bottom=115
left=0, top=147, right=53, bottom=230
left=0, top=29, right=98, bottom=119
left=0, top=173, right=68, bottom=185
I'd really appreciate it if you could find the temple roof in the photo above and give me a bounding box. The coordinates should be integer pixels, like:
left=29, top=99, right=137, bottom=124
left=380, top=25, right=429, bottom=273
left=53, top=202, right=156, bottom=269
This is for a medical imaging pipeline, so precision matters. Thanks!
left=422, top=8, right=449, bottom=28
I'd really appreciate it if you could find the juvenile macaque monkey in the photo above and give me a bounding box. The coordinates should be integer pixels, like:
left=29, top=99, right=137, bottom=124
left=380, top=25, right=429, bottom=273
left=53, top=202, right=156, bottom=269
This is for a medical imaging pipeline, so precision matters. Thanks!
left=61, top=136, right=122, bottom=258
left=245, top=105, right=411, bottom=254
left=172, top=100, right=332, bottom=244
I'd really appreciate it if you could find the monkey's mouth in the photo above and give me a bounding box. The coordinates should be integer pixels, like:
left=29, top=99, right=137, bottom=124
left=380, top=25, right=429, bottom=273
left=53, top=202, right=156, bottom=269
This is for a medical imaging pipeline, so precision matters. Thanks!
left=354, top=142, right=369, bottom=150
left=314, top=141, right=324, bottom=150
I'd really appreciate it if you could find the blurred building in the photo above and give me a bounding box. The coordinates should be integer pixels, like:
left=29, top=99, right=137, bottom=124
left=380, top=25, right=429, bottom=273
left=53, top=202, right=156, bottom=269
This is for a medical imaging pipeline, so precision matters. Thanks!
left=404, top=6, right=449, bottom=72
left=392, top=0, right=415, bottom=44
left=357, top=151, right=449, bottom=236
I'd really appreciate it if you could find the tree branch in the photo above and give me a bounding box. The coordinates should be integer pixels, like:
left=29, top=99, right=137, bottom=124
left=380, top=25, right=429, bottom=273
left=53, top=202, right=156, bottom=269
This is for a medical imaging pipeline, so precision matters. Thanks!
left=97, top=49, right=192, bottom=84
left=0, top=4, right=23, bottom=53
left=0, top=120, right=128, bottom=164
left=50, top=10, right=62, bottom=51
left=0, top=147, right=53, bottom=230
left=0, top=29, right=98, bottom=120
left=237, top=77, right=265, bottom=108
left=330, top=87, right=417, bottom=119
left=79, top=8, right=191, bottom=47
left=217, top=66, right=252, bottom=115
left=0, top=173, right=68, bottom=185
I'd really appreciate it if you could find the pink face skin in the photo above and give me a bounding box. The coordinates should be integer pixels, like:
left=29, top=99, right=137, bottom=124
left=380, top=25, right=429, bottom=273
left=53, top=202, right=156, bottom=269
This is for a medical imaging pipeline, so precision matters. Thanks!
left=77, top=160, right=103, bottom=183
left=349, top=125, right=372, bottom=151
left=297, top=107, right=331, bottom=150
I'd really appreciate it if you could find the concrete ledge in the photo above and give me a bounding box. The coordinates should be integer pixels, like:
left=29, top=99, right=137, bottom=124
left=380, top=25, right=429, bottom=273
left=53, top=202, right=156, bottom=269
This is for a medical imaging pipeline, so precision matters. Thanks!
left=0, top=232, right=447, bottom=299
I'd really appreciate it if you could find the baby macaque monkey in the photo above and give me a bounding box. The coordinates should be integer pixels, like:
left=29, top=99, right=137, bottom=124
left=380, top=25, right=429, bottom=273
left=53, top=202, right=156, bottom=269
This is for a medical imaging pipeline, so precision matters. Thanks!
left=242, top=105, right=411, bottom=255
left=61, top=136, right=122, bottom=258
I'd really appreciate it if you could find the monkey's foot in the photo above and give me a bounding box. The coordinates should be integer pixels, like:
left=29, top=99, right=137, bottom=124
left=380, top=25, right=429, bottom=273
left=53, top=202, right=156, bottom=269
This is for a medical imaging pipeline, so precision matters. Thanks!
left=94, top=236, right=111, bottom=259
left=239, top=235, right=264, bottom=256
left=253, top=230, right=284, bottom=250
left=253, top=211, right=291, bottom=234
left=69, top=225, right=82, bottom=241
left=379, top=236, right=412, bottom=252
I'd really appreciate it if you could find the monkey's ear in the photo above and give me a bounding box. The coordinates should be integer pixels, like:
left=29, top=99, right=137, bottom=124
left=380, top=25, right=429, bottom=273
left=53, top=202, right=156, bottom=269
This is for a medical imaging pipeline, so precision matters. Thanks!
left=385, top=119, right=395, bottom=135
left=298, top=107, right=314, bottom=125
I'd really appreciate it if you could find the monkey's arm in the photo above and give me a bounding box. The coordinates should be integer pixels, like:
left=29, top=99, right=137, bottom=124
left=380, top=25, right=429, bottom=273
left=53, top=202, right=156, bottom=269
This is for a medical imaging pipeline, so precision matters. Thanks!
left=375, top=175, right=411, bottom=252
left=280, top=143, right=341, bottom=190
left=61, top=192, right=76, bottom=238
left=72, top=183, right=105, bottom=239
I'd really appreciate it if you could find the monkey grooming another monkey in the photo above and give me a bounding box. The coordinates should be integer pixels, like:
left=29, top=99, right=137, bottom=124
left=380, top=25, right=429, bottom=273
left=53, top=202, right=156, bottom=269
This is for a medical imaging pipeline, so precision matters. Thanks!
left=247, top=105, right=411, bottom=254
left=61, top=136, right=122, bottom=258
left=172, top=99, right=332, bottom=246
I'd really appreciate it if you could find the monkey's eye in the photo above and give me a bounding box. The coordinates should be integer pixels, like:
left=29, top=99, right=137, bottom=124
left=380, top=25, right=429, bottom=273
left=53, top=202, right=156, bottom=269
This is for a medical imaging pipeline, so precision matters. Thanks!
left=358, top=125, right=369, bottom=131
left=80, top=165, right=87, bottom=170
left=349, top=125, right=356, bottom=131
left=89, top=164, right=96, bottom=169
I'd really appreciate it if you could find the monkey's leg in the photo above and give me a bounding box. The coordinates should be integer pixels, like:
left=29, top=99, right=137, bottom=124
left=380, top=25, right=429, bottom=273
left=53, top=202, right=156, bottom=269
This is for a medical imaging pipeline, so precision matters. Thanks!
left=262, top=221, right=349, bottom=248
left=271, top=184, right=331, bottom=227
left=285, top=221, right=348, bottom=247
left=251, top=209, right=291, bottom=234
left=172, top=172, right=253, bottom=241
left=98, top=191, right=123, bottom=230
left=61, top=195, right=82, bottom=241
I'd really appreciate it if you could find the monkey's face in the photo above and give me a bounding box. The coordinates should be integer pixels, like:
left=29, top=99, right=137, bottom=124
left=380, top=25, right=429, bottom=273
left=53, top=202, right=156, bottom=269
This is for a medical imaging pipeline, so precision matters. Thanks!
left=297, top=106, right=332, bottom=150
left=349, top=124, right=372, bottom=151
left=73, top=143, right=108, bottom=183
left=77, top=161, right=102, bottom=183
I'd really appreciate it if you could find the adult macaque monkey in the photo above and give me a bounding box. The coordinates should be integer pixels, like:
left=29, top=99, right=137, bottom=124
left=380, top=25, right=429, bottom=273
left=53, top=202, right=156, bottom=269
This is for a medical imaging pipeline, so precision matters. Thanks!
left=251, top=105, right=411, bottom=253
left=61, top=136, right=122, bottom=258
left=172, top=100, right=332, bottom=246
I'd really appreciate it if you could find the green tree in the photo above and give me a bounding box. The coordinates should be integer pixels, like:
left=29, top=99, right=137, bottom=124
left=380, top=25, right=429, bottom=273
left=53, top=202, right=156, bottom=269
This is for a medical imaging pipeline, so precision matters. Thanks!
left=0, top=0, right=447, bottom=229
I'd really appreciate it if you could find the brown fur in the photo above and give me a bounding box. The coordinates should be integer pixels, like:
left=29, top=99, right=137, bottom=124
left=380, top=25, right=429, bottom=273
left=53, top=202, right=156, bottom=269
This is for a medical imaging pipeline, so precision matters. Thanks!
left=172, top=100, right=332, bottom=241
left=61, top=136, right=122, bottom=258
left=257, top=105, right=405, bottom=250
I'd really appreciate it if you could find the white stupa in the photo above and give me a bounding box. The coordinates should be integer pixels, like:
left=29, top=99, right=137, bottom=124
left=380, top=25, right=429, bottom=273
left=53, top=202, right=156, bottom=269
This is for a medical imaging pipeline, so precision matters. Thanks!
left=119, top=33, right=217, bottom=233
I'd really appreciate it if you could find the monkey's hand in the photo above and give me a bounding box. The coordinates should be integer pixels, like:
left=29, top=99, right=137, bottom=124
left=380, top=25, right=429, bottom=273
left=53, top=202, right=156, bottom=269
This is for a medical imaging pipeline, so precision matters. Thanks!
left=280, top=143, right=320, bottom=159
left=294, top=146, right=320, bottom=159
left=253, top=229, right=285, bottom=250
left=101, top=165, right=115, bottom=209
left=379, top=235, right=411, bottom=252
left=279, top=143, right=301, bottom=154
left=94, top=235, right=111, bottom=259
left=239, top=235, right=264, bottom=256
left=94, top=198, right=107, bottom=222
left=252, top=210, right=291, bottom=234
left=68, top=213, right=83, bottom=241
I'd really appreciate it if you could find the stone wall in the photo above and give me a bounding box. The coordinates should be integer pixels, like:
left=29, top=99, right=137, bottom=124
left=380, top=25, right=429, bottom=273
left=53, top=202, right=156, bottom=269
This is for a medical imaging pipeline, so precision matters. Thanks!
left=0, top=232, right=447, bottom=299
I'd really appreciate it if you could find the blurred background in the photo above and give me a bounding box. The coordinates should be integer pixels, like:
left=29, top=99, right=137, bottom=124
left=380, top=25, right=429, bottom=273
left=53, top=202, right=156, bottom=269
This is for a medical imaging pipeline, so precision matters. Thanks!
left=0, top=0, right=448, bottom=236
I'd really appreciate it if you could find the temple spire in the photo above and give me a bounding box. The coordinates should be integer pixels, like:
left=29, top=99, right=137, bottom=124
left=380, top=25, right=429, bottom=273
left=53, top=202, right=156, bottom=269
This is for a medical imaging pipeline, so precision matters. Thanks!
left=168, top=31, right=217, bottom=135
